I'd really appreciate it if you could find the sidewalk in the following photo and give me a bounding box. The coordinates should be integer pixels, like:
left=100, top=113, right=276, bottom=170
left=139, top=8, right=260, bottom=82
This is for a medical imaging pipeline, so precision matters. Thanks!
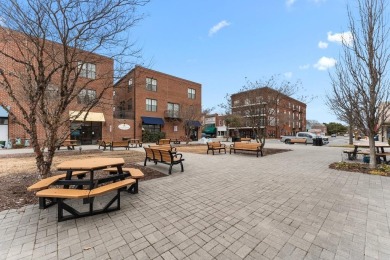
left=1, top=143, right=390, bottom=259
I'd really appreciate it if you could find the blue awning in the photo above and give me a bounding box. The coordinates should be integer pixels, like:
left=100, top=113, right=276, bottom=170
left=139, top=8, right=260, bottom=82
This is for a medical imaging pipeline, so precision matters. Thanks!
left=141, top=116, right=164, bottom=125
left=188, top=120, right=201, bottom=127
left=0, top=106, right=8, bottom=117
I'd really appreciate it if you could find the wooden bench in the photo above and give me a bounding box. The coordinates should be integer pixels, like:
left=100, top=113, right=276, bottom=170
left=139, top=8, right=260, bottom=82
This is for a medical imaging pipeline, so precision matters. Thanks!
left=36, top=179, right=135, bottom=222
left=230, top=142, right=263, bottom=157
left=128, top=139, right=143, bottom=148
left=343, top=149, right=366, bottom=160
left=206, top=141, right=226, bottom=155
left=144, top=147, right=184, bottom=174
left=103, top=167, right=144, bottom=194
left=289, top=138, right=307, bottom=145
left=57, top=140, right=80, bottom=150
left=110, top=140, right=130, bottom=151
left=157, top=139, right=171, bottom=145
left=98, top=140, right=112, bottom=151
left=240, top=138, right=251, bottom=143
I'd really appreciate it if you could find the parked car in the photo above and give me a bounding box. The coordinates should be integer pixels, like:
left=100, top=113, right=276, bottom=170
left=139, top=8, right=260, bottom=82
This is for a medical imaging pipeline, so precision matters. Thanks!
left=331, top=134, right=337, bottom=137
left=280, top=132, right=329, bottom=145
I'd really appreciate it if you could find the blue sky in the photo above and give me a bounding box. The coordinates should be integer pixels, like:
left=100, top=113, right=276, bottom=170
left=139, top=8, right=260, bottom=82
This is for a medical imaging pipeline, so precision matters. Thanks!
left=132, top=0, right=353, bottom=123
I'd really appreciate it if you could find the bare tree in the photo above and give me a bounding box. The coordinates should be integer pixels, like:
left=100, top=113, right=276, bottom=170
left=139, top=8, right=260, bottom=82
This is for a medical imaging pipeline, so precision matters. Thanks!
left=178, top=105, right=203, bottom=144
left=327, top=0, right=390, bottom=168
left=325, top=61, right=358, bottom=145
left=0, top=0, right=148, bottom=178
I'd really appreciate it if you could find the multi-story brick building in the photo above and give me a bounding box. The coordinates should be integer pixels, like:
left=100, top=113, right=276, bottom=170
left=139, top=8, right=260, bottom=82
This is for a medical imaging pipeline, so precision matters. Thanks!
left=0, top=28, right=114, bottom=146
left=112, top=66, right=202, bottom=141
left=230, top=87, right=306, bottom=138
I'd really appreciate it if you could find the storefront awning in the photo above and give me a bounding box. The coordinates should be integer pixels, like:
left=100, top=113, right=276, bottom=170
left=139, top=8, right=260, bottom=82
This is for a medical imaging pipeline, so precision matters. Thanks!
left=202, top=126, right=216, bottom=134
left=141, top=116, right=164, bottom=125
left=69, top=111, right=105, bottom=122
left=187, top=120, right=201, bottom=127
left=0, top=107, right=8, bottom=117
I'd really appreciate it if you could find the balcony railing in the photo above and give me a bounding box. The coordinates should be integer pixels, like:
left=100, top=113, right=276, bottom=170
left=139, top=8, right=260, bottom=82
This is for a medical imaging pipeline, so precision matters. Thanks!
left=113, top=110, right=134, bottom=119
left=164, top=110, right=181, bottom=119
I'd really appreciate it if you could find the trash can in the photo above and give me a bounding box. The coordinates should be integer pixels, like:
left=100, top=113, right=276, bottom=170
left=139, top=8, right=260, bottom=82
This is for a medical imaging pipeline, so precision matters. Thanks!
left=312, top=137, right=323, bottom=146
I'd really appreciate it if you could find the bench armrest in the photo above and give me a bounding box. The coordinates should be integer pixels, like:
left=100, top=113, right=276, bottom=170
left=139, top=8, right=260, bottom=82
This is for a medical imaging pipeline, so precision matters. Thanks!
left=221, top=143, right=226, bottom=148
left=174, top=153, right=183, bottom=159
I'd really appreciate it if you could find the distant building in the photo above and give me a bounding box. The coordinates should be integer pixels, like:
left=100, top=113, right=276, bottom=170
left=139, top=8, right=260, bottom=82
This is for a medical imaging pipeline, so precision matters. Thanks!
left=308, top=124, right=327, bottom=136
left=113, top=66, right=202, bottom=141
left=230, top=87, right=307, bottom=138
left=201, top=114, right=227, bottom=138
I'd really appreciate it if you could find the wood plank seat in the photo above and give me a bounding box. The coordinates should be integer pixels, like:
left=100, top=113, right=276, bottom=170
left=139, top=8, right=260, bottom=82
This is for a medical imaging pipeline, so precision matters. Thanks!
left=27, top=171, right=88, bottom=192
left=240, top=138, right=251, bottom=143
left=144, top=147, right=184, bottom=174
left=110, top=141, right=130, bottom=151
left=230, top=142, right=263, bottom=157
left=36, top=179, right=135, bottom=222
left=206, top=141, right=226, bottom=155
left=289, top=138, right=307, bottom=144
left=343, top=149, right=365, bottom=160
left=103, top=167, right=145, bottom=194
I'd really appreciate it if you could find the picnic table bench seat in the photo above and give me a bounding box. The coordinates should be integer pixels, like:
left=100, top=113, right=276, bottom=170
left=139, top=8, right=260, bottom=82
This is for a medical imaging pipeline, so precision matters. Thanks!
left=289, top=138, right=307, bottom=145
left=206, top=141, right=226, bottom=155
left=103, top=167, right=144, bottom=193
left=27, top=171, right=89, bottom=192
left=230, top=142, right=263, bottom=157
left=144, top=147, right=184, bottom=174
left=36, top=179, right=136, bottom=222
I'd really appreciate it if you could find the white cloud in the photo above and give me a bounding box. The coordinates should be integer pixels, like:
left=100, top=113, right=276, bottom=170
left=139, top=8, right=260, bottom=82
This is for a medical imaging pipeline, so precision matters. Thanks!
left=284, top=72, right=293, bottom=78
left=299, top=64, right=310, bottom=70
left=286, top=0, right=296, bottom=7
left=327, top=31, right=353, bottom=46
left=318, top=41, right=328, bottom=49
left=208, top=20, right=231, bottom=37
left=314, top=56, right=337, bottom=70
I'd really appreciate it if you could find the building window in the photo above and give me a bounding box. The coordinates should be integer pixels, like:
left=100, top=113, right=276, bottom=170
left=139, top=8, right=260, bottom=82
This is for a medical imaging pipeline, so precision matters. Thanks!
left=146, top=78, right=157, bottom=91
left=167, top=103, right=180, bottom=117
left=78, top=62, right=96, bottom=79
left=128, top=79, right=133, bottom=92
left=127, top=98, right=133, bottom=111
left=188, top=88, right=196, bottom=99
left=143, top=124, right=161, bottom=133
left=146, top=98, right=157, bottom=112
left=77, top=89, right=96, bottom=104
left=0, top=118, right=8, bottom=125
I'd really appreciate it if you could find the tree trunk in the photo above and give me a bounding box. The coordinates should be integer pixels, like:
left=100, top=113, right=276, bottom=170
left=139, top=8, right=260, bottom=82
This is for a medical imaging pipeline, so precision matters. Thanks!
left=368, top=134, right=377, bottom=169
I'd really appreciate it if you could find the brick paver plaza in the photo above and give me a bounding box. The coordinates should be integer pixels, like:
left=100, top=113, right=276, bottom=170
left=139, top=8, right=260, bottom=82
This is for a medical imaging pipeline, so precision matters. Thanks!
left=1, top=142, right=390, bottom=259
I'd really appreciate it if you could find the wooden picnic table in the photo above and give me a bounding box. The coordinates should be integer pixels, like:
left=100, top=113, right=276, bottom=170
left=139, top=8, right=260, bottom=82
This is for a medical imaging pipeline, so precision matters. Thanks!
left=55, top=157, right=127, bottom=189
left=349, top=142, right=390, bottom=161
left=128, top=139, right=143, bottom=147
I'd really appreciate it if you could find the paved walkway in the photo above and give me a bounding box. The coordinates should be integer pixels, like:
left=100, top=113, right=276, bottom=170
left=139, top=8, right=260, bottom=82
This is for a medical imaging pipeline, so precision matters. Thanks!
left=1, top=143, right=390, bottom=259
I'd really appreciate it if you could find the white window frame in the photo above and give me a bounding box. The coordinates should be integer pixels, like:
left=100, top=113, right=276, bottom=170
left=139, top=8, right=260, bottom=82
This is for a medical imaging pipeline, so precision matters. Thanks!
left=78, top=62, right=96, bottom=79
left=188, top=88, right=196, bottom=99
left=146, top=98, right=157, bottom=112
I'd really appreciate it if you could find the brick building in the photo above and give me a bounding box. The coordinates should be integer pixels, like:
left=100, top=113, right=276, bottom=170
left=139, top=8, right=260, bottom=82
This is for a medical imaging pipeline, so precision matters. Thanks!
left=230, top=87, right=306, bottom=138
left=112, top=66, right=202, bottom=141
left=0, top=28, right=114, bottom=146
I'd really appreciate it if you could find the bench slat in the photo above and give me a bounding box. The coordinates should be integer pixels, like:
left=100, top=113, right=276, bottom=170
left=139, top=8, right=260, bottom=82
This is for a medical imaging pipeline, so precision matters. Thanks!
left=36, top=188, right=90, bottom=199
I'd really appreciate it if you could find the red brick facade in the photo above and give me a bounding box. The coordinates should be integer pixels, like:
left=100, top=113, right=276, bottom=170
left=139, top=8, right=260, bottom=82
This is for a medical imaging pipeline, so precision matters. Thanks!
left=0, top=28, right=114, bottom=145
left=113, top=66, right=202, bottom=141
left=231, top=87, right=307, bottom=138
